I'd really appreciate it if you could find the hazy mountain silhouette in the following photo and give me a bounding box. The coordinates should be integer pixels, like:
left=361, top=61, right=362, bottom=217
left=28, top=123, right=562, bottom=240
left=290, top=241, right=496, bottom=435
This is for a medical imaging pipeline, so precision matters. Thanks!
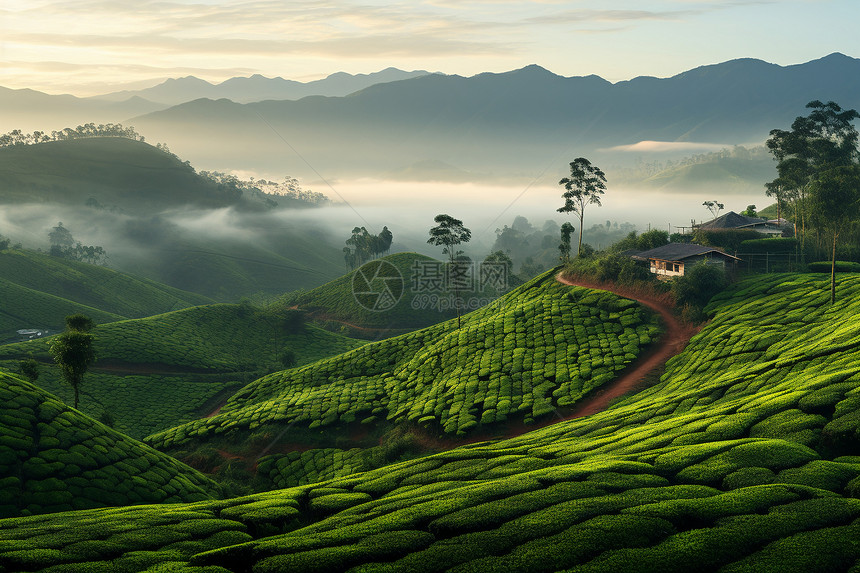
left=96, top=68, right=433, bottom=104
left=126, top=53, right=860, bottom=182
left=0, top=87, right=166, bottom=133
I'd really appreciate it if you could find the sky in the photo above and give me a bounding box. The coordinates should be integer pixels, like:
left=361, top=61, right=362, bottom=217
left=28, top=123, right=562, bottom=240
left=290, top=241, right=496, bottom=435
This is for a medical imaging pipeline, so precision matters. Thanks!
left=1, top=0, right=858, bottom=96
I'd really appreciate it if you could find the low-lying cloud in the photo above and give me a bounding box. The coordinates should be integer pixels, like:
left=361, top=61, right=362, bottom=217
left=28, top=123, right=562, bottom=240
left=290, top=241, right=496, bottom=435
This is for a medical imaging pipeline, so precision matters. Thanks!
left=603, top=140, right=732, bottom=153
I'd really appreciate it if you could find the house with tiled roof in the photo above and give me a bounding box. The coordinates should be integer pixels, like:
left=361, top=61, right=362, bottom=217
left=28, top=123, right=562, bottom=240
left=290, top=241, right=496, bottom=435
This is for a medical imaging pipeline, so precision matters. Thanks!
left=631, top=243, right=741, bottom=279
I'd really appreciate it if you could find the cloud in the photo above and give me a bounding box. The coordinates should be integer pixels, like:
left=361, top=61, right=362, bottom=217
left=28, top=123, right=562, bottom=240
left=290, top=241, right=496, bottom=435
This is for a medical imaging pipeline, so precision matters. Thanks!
left=603, top=141, right=731, bottom=153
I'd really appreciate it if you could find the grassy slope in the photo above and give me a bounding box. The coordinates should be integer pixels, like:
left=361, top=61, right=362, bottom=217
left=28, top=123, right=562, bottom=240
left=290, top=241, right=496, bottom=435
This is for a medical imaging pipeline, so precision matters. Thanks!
left=5, top=275, right=860, bottom=572
left=146, top=270, right=660, bottom=453
left=0, top=372, right=221, bottom=520
left=0, top=249, right=213, bottom=341
left=0, top=304, right=365, bottom=439
left=0, top=137, right=238, bottom=210
left=284, top=252, right=459, bottom=334
left=137, top=233, right=343, bottom=302
left=4, top=274, right=860, bottom=570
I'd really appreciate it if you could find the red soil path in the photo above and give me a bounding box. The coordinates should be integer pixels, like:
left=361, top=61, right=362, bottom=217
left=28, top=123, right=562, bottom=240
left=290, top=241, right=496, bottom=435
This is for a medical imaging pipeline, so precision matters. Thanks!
left=554, top=272, right=699, bottom=420
left=385, top=273, right=701, bottom=449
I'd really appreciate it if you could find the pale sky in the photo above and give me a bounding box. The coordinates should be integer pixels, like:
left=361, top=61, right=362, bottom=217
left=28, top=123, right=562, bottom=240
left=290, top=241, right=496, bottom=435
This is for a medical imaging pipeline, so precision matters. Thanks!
left=1, top=0, right=858, bottom=96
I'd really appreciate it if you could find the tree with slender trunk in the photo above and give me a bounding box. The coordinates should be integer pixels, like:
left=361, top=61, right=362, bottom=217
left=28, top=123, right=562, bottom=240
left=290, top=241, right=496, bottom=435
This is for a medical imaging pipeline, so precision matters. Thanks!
left=808, top=165, right=860, bottom=304
left=49, top=314, right=96, bottom=409
left=558, top=158, right=606, bottom=256
left=702, top=200, right=724, bottom=220
left=427, top=214, right=471, bottom=328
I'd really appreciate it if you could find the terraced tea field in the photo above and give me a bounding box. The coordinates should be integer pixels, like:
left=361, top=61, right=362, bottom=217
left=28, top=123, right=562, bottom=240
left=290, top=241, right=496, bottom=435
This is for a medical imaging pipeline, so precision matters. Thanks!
left=146, top=271, right=661, bottom=457
left=0, top=304, right=365, bottom=438
left=4, top=273, right=860, bottom=572
left=0, top=373, right=220, bottom=520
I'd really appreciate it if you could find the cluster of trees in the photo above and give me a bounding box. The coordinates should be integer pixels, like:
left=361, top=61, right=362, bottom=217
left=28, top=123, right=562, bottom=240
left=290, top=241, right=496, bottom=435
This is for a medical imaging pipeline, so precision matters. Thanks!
left=48, top=222, right=108, bottom=265
left=198, top=172, right=329, bottom=209
left=343, top=226, right=394, bottom=269
left=765, top=100, right=860, bottom=303
left=0, top=123, right=144, bottom=147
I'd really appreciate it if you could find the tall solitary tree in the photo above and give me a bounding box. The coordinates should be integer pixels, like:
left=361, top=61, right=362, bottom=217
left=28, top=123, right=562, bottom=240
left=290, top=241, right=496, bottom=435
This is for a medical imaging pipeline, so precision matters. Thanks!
left=702, top=200, right=724, bottom=220
left=558, top=158, right=606, bottom=256
left=428, top=214, right=472, bottom=328
left=49, top=314, right=96, bottom=409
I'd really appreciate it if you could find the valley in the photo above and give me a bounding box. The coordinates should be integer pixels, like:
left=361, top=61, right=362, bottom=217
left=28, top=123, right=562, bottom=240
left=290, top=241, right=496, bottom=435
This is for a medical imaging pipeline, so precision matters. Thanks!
left=2, top=47, right=860, bottom=572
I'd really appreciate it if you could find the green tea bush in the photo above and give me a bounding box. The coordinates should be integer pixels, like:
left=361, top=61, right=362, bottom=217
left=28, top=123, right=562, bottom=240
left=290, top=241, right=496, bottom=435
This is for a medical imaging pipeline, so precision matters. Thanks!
left=0, top=372, right=220, bottom=518
left=147, top=271, right=661, bottom=449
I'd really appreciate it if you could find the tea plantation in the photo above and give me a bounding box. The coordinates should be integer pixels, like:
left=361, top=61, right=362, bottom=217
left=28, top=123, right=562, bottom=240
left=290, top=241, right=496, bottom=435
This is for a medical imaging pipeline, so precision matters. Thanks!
left=146, top=270, right=661, bottom=454
left=0, top=372, right=221, bottom=521
left=5, top=273, right=860, bottom=571
left=0, top=304, right=365, bottom=438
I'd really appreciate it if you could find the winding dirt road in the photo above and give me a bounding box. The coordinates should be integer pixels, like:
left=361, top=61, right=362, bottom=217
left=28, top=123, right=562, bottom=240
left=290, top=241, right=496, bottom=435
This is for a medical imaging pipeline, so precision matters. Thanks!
left=554, top=272, right=698, bottom=419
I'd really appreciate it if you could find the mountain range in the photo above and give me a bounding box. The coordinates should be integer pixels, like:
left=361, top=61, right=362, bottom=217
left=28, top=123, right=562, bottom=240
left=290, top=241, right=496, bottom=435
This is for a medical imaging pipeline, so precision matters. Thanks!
left=95, top=67, right=432, bottom=105
left=0, top=68, right=430, bottom=133
left=2, top=54, right=859, bottom=186
left=123, top=53, right=860, bottom=183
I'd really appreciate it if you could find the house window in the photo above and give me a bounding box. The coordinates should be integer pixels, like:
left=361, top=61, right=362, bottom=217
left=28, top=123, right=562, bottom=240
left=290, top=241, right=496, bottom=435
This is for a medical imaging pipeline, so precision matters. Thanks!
left=673, top=263, right=681, bottom=272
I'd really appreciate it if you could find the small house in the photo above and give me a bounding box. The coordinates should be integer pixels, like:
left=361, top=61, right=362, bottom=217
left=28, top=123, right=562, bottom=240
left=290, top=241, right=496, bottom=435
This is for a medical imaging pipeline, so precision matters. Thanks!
left=632, top=243, right=740, bottom=279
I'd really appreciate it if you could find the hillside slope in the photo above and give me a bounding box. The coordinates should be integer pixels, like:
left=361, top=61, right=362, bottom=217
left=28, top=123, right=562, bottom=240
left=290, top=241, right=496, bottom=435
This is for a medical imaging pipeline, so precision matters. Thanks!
left=0, top=137, right=249, bottom=211
left=0, top=249, right=213, bottom=342
left=0, top=372, right=220, bottom=520
left=0, top=139, right=347, bottom=300
left=282, top=252, right=476, bottom=336
left=4, top=274, right=860, bottom=570
left=0, top=304, right=365, bottom=438
left=146, top=270, right=661, bottom=452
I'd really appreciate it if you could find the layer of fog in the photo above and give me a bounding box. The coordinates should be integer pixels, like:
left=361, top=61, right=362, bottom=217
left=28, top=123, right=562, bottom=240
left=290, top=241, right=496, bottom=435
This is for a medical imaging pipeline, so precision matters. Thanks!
left=0, top=178, right=768, bottom=299
left=291, top=179, right=768, bottom=252
left=1, top=179, right=767, bottom=254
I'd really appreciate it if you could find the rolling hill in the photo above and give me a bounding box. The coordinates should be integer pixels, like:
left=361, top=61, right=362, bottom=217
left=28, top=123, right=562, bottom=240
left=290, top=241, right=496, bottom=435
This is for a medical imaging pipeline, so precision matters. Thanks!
left=0, top=371, right=221, bottom=520
left=3, top=273, right=860, bottom=570
left=0, top=139, right=348, bottom=300
left=0, top=248, right=213, bottom=342
left=280, top=252, right=472, bottom=337
left=0, top=303, right=365, bottom=439
left=0, top=137, right=259, bottom=212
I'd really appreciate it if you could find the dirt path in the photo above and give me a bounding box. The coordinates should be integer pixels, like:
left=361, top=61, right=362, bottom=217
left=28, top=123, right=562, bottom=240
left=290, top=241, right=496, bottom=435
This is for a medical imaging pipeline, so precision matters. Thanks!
left=436, top=273, right=699, bottom=445
left=553, top=272, right=698, bottom=419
